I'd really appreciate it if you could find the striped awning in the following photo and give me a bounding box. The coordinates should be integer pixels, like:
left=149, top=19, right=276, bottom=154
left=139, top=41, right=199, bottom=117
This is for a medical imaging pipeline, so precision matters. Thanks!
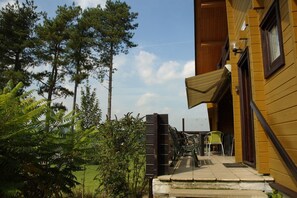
left=185, top=68, right=230, bottom=109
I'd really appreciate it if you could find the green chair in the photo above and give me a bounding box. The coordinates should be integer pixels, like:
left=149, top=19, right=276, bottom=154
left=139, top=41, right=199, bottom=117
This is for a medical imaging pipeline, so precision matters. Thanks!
left=206, top=131, right=225, bottom=156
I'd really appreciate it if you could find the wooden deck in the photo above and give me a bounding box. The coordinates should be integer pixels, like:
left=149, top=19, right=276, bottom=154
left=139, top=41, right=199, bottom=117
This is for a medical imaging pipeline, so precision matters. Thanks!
left=153, top=155, right=274, bottom=197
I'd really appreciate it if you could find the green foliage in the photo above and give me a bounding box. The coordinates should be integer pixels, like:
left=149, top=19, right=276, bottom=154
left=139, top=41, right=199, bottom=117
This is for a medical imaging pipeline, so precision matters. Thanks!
left=34, top=4, right=81, bottom=108
left=67, top=7, right=97, bottom=84
left=0, top=0, right=40, bottom=89
left=94, top=113, right=147, bottom=197
left=98, top=0, right=138, bottom=57
left=78, top=81, right=102, bottom=130
left=0, top=1, right=144, bottom=197
left=66, top=7, right=99, bottom=118
left=0, top=81, right=47, bottom=197
left=0, top=82, right=97, bottom=197
left=267, top=189, right=283, bottom=198
left=90, top=0, right=138, bottom=119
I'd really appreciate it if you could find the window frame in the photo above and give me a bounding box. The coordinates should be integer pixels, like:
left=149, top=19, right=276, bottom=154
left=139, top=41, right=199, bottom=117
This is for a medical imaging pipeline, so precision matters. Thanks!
left=260, top=0, right=285, bottom=79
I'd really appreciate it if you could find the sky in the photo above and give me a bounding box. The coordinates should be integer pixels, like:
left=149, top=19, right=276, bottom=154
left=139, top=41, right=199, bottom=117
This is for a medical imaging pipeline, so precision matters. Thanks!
left=0, top=0, right=209, bottom=130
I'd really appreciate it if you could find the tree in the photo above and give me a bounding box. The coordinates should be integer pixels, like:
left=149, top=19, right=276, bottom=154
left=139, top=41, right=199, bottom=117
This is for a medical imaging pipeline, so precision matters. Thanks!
left=34, top=4, right=81, bottom=110
left=0, top=0, right=40, bottom=89
left=78, top=81, right=102, bottom=130
left=95, top=0, right=138, bottom=119
left=66, top=7, right=98, bottom=131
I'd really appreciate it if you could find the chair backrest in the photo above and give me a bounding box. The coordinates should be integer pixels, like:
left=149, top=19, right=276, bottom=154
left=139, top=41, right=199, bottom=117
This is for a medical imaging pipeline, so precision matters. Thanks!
left=208, top=131, right=223, bottom=144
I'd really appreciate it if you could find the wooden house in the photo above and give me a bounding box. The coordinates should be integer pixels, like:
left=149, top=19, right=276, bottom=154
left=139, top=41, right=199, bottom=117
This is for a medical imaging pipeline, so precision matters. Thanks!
left=186, top=0, right=297, bottom=196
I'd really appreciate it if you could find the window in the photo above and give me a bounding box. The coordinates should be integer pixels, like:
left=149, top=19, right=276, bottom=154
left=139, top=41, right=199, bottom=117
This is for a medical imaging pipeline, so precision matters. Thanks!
left=260, top=0, right=285, bottom=78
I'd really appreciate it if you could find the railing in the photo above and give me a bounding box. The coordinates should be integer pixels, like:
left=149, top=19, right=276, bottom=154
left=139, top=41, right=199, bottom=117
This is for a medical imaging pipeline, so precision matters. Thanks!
left=250, top=100, right=297, bottom=182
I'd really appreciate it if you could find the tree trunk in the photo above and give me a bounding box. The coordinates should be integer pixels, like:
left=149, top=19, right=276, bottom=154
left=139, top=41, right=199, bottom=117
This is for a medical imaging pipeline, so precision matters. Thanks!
left=45, top=49, right=59, bottom=132
left=107, top=44, right=114, bottom=120
left=107, top=53, right=113, bottom=120
left=71, top=79, right=78, bottom=132
left=71, top=61, right=80, bottom=133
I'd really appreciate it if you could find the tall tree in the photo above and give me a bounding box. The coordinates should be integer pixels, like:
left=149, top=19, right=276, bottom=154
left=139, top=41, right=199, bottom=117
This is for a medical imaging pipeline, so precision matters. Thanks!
left=0, top=0, right=39, bottom=89
left=34, top=4, right=80, bottom=110
left=78, top=81, right=102, bottom=130
left=66, top=7, right=98, bottom=131
left=96, top=0, right=138, bottom=119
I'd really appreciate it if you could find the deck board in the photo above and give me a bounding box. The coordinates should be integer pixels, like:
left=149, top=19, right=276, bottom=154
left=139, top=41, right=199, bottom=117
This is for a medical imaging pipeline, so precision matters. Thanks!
left=159, top=155, right=274, bottom=182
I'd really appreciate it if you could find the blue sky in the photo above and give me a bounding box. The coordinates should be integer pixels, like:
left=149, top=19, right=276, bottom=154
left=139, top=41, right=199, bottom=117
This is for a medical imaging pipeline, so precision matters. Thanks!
left=0, top=0, right=209, bottom=130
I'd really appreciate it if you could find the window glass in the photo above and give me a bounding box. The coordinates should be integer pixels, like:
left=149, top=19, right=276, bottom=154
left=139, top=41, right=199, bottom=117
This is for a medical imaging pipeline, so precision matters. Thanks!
left=260, top=0, right=285, bottom=78
left=268, top=25, right=280, bottom=63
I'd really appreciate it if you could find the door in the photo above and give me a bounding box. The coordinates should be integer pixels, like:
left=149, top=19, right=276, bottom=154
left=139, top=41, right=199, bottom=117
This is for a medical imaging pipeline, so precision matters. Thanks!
left=238, top=48, right=256, bottom=167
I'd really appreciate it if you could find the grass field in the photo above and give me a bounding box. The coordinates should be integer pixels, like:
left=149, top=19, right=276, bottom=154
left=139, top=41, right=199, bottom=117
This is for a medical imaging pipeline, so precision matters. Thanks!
left=73, top=165, right=100, bottom=196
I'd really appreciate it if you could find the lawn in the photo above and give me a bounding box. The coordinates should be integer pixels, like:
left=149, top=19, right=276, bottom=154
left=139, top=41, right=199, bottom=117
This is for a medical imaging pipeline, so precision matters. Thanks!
left=73, top=165, right=100, bottom=196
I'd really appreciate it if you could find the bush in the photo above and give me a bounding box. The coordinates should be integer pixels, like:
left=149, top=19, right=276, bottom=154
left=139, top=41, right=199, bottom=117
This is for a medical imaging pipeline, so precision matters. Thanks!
left=94, top=113, right=147, bottom=197
left=0, top=82, right=90, bottom=197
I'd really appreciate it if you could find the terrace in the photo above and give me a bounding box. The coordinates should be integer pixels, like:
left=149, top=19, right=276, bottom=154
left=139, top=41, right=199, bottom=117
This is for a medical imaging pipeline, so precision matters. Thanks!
left=153, top=154, right=273, bottom=197
left=146, top=114, right=274, bottom=197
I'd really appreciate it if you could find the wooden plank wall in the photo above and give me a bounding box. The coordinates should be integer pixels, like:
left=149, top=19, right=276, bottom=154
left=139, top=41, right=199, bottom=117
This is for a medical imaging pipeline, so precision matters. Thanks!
left=247, top=8, right=270, bottom=174
left=226, top=0, right=240, bottom=162
left=226, top=0, right=252, bottom=163
left=227, top=0, right=297, bottom=191
left=262, top=0, right=297, bottom=191
left=229, top=0, right=269, bottom=174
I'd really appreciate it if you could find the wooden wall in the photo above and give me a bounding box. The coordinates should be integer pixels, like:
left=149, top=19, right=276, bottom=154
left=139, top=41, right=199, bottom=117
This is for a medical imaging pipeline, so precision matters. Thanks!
left=226, top=0, right=239, bottom=162
left=227, top=0, right=297, bottom=191
left=261, top=0, right=297, bottom=191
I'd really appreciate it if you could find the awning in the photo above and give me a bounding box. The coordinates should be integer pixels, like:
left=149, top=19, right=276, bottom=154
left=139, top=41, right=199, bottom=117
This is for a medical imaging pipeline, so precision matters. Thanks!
left=185, top=68, right=230, bottom=109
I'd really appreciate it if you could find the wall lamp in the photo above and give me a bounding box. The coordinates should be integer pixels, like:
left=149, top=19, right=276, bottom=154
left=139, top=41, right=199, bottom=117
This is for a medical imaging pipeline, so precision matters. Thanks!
left=232, top=47, right=243, bottom=55
left=231, top=42, right=242, bottom=55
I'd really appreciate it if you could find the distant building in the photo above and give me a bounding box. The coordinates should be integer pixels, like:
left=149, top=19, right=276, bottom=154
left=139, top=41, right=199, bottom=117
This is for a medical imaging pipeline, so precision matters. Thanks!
left=186, top=0, right=297, bottom=196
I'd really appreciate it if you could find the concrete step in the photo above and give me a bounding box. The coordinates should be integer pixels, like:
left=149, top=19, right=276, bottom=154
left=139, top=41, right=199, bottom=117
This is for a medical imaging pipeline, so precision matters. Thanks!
left=169, top=189, right=267, bottom=198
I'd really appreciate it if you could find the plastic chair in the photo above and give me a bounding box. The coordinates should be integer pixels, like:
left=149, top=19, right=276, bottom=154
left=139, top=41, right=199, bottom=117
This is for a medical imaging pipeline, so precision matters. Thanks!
left=206, top=131, right=225, bottom=156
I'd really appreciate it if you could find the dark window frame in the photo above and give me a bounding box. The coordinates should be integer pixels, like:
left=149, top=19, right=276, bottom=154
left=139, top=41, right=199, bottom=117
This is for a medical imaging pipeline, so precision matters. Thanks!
left=260, top=0, right=285, bottom=78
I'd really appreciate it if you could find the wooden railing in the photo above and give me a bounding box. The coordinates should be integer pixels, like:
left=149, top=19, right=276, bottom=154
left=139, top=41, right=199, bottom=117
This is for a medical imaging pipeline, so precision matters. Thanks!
left=250, top=100, right=297, bottom=182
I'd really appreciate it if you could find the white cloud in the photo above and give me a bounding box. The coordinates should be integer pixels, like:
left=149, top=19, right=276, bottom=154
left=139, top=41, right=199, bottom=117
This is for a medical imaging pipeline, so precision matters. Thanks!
left=74, top=0, right=107, bottom=9
left=156, top=61, right=180, bottom=83
left=182, top=60, right=195, bottom=78
left=135, top=50, right=156, bottom=84
left=135, top=50, right=195, bottom=85
left=136, top=92, right=158, bottom=108
left=114, top=54, right=127, bottom=70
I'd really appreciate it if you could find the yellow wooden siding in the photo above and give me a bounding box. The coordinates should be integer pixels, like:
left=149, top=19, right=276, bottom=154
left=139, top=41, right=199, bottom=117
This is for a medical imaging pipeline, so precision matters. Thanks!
left=269, top=145, right=297, bottom=191
left=265, top=66, right=296, bottom=100
left=227, top=0, right=297, bottom=186
left=261, top=0, right=297, bottom=191
left=226, top=0, right=242, bottom=162
left=271, top=120, right=297, bottom=136
left=245, top=5, right=269, bottom=173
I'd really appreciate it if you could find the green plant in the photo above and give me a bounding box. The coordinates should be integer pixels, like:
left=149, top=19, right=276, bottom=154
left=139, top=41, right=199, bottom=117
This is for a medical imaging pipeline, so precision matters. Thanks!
left=94, top=113, right=147, bottom=197
left=0, top=82, right=96, bottom=197
left=267, top=189, right=283, bottom=198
